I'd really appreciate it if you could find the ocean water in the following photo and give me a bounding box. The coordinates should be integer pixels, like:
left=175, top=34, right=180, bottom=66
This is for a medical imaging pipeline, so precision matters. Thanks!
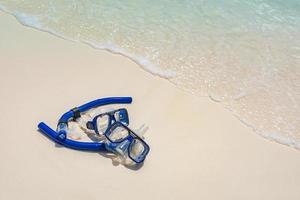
left=0, top=1, right=299, bottom=149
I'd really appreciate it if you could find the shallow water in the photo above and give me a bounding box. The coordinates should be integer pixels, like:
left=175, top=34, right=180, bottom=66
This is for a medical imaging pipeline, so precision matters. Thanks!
left=1, top=1, right=299, bottom=149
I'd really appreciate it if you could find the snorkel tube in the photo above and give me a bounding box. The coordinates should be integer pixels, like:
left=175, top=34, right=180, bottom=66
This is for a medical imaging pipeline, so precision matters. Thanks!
left=38, top=97, right=132, bottom=151
left=38, top=122, right=106, bottom=150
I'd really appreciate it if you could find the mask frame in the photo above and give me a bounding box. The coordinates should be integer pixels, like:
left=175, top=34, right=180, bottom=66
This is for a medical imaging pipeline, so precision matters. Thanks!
left=86, top=108, right=129, bottom=134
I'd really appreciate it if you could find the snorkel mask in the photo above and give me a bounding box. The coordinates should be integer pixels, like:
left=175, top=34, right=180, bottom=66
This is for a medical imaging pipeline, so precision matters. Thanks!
left=104, top=122, right=150, bottom=164
left=38, top=97, right=150, bottom=166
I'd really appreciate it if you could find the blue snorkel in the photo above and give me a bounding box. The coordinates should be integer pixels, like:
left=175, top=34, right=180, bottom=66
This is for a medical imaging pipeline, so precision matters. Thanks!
left=38, top=97, right=132, bottom=151
left=38, top=122, right=106, bottom=150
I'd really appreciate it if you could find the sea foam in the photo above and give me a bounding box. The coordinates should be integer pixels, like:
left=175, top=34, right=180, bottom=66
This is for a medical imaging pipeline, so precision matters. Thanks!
left=0, top=1, right=299, bottom=150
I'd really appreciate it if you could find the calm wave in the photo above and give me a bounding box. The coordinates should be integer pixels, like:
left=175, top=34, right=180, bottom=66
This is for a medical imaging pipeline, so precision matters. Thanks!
left=1, top=1, right=299, bottom=149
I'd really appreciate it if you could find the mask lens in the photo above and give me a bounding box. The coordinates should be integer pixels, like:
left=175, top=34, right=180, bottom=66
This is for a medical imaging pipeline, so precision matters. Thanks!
left=114, top=109, right=129, bottom=125
left=107, top=126, right=129, bottom=142
left=129, top=139, right=148, bottom=163
left=96, top=114, right=110, bottom=134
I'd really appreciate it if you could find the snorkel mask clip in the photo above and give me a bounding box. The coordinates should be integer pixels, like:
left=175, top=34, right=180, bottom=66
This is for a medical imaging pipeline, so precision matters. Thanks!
left=70, top=107, right=81, bottom=120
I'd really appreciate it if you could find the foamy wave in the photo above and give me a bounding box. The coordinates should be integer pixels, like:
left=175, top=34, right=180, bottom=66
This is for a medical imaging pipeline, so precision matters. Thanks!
left=228, top=107, right=300, bottom=150
left=0, top=3, right=6, bottom=12
left=262, top=132, right=300, bottom=150
left=0, top=1, right=299, bottom=151
left=0, top=4, right=39, bottom=28
left=83, top=41, right=176, bottom=78
left=14, top=12, right=42, bottom=29
left=0, top=6, right=175, bottom=79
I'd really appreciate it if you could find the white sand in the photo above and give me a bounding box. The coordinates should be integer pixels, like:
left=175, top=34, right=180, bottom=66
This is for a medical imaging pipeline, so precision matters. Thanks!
left=1, top=12, right=300, bottom=200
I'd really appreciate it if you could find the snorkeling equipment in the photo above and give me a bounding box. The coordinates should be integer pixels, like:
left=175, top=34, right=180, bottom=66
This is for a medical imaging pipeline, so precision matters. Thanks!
left=38, top=97, right=150, bottom=165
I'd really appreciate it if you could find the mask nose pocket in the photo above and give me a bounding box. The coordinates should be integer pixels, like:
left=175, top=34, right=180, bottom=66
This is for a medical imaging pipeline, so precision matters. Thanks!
left=116, top=140, right=130, bottom=154
left=116, top=139, right=131, bottom=156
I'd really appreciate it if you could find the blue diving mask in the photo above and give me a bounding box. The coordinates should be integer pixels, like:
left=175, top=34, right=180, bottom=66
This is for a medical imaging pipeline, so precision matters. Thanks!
left=106, top=122, right=150, bottom=164
left=84, top=110, right=149, bottom=164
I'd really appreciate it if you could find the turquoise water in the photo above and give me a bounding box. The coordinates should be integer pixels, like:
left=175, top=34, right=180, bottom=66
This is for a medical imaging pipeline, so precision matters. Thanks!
left=0, top=1, right=299, bottom=149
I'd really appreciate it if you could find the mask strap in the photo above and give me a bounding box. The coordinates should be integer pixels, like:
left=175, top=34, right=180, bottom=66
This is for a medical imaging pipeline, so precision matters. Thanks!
left=134, top=124, right=149, bottom=139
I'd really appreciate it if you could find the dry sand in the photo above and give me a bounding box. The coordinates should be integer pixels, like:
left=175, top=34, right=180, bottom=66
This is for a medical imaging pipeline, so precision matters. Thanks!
left=1, top=12, right=300, bottom=200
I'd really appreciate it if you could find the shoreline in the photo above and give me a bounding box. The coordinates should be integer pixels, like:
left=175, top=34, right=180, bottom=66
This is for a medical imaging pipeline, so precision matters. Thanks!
left=1, top=6, right=298, bottom=151
left=1, top=11, right=300, bottom=200
left=0, top=5, right=176, bottom=78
